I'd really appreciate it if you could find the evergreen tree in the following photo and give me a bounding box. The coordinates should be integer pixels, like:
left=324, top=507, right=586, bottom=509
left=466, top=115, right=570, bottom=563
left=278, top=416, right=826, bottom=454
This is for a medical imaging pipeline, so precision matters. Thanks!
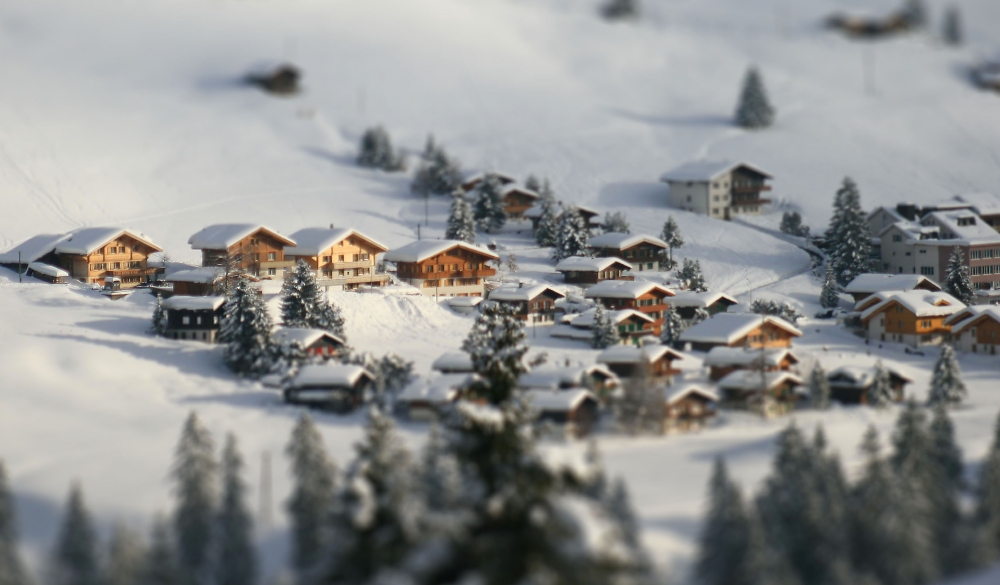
left=865, top=361, right=896, bottom=408
left=410, top=139, right=462, bottom=197
left=809, top=363, right=831, bottom=410
left=601, top=478, right=655, bottom=579
left=524, top=175, right=541, bottom=193
left=462, top=303, right=530, bottom=402
left=216, top=434, right=257, bottom=585
left=50, top=484, right=102, bottom=585
left=819, top=264, right=841, bottom=310
left=601, top=0, right=639, bottom=20
left=0, top=462, right=29, bottom=585
left=678, top=258, right=708, bottom=292
left=659, top=305, right=686, bottom=347
left=735, top=67, right=775, bottom=129
left=281, top=260, right=320, bottom=328
left=144, top=517, right=180, bottom=585
left=602, top=212, right=630, bottom=234
left=313, top=297, right=347, bottom=341
left=552, top=206, right=590, bottom=261
left=150, top=294, right=166, bottom=336
left=415, top=423, right=465, bottom=538
left=692, top=307, right=710, bottom=325
left=976, top=413, right=1000, bottom=556
left=445, top=190, right=476, bottom=243
left=221, top=275, right=274, bottom=376
left=928, top=344, right=967, bottom=406
left=616, top=350, right=663, bottom=435
left=927, top=403, right=969, bottom=575
left=107, top=523, right=146, bottom=585
left=286, top=415, right=337, bottom=582
left=590, top=305, right=622, bottom=349
left=472, top=174, right=507, bottom=233
left=171, top=412, right=217, bottom=585
left=825, top=178, right=873, bottom=286
left=534, top=181, right=559, bottom=248
left=943, top=6, right=963, bottom=45
left=659, top=217, right=684, bottom=270
left=749, top=299, right=802, bottom=324
left=945, top=246, right=975, bottom=305
left=904, top=0, right=927, bottom=28
left=356, top=126, right=405, bottom=172
left=780, top=211, right=810, bottom=238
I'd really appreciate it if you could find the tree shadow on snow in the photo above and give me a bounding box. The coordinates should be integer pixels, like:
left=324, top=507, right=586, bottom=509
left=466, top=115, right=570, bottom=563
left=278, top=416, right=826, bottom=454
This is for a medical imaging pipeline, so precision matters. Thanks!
left=607, top=108, right=732, bottom=128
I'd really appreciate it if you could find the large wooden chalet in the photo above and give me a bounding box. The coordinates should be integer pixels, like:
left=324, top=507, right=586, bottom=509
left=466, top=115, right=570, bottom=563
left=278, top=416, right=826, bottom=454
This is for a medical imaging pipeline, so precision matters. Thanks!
left=663, top=384, right=719, bottom=431
left=555, top=256, right=633, bottom=286
left=385, top=240, right=499, bottom=297
left=487, top=283, right=565, bottom=323
left=584, top=281, right=675, bottom=336
left=679, top=313, right=803, bottom=352
left=587, top=233, right=668, bottom=272
left=945, top=306, right=1000, bottom=354
left=188, top=224, right=296, bottom=278
left=858, top=291, right=964, bottom=347
left=500, top=185, right=539, bottom=219
left=553, top=308, right=655, bottom=345
left=285, top=227, right=389, bottom=290
left=843, top=274, right=941, bottom=303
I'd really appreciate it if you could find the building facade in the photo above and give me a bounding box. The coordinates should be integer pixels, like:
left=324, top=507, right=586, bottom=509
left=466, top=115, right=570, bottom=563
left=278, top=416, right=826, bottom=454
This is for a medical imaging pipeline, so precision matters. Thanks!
left=487, top=284, right=565, bottom=323
left=188, top=224, right=296, bottom=278
left=285, top=227, right=389, bottom=290
left=386, top=240, right=499, bottom=297
left=22, top=227, right=165, bottom=288
left=584, top=281, right=675, bottom=336
left=661, top=161, right=772, bottom=220
left=587, top=233, right=668, bottom=272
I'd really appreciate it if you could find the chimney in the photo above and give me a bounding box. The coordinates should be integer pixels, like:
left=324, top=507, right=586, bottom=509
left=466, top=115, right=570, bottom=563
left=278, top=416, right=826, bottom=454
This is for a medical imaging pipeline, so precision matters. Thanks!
left=329, top=223, right=335, bottom=229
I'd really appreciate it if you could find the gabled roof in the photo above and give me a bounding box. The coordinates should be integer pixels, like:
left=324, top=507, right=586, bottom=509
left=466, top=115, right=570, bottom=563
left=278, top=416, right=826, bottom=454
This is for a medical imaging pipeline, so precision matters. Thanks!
left=554, top=256, right=632, bottom=272
left=860, top=291, right=965, bottom=321
left=501, top=185, right=539, bottom=200
left=166, top=266, right=226, bottom=284
left=919, top=211, right=1000, bottom=246
left=519, top=364, right=617, bottom=391
left=945, top=306, right=1000, bottom=334
left=383, top=240, right=499, bottom=263
left=584, top=280, right=674, bottom=300
left=286, top=364, right=373, bottom=389
left=665, top=383, right=719, bottom=405
left=952, top=193, right=1000, bottom=216
left=272, top=327, right=346, bottom=348
left=285, top=227, right=388, bottom=256
left=588, top=232, right=668, bottom=251
left=844, top=274, right=941, bottom=295
left=596, top=344, right=685, bottom=365
left=660, top=160, right=771, bottom=183
left=462, top=171, right=516, bottom=188
left=27, top=262, right=69, bottom=278
left=669, top=291, right=739, bottom=309
left=162, top=296, right=226, bottom=311
left=718, top=370, right=803, bottom=392
left=526, top=388, right=597, bottom=412
left=679, top=313, right=802, bottom=345
left=488, top=284, right=565, bottom=302
left=432, top=351, right=474, bottom=373
left=54, top=227, right=162, bottom=255
left=703, top=346, right=798, bottom=368
left=188, top=224, right=295, bottom=250
left=0, top=233, right=71, bottom=264
left=568, top=308, right=654, bottom=328
left=397, top=373, right=477, bottom=403
left=827, top=365, right=913, bottom=388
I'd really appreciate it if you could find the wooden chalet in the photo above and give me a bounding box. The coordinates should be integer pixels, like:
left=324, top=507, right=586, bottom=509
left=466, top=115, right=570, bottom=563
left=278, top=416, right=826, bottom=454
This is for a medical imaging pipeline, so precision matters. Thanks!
left=25, top=262, right=69, bottom=284
left=596, top=344, right=684, bottom=380
left=188, top=224, right=296, bottom=279
left=702, top=346, right=799, bottom=381
left=431, top=351, right=475, bottom=374
left=285, top=227, right=389, bottom=290
left=858, top=291, right=965, bottom=347
left=487, top=283, right=565, bottom=323
left=663, top=384, right=718, bottom=431
left=554, top=256, right=633, bottom=286
left=396, top=373, right=477, bottom=421
left=526, top=389, right=599, bottom=438
left=584, top=280, right=675, bottom=335
left=827, top=365, right=913, bottom=405
left=717, top=370, right=803, bottom=415
left=282, top=364, right=374, bottom=413
left=945, top=306, right=1000, bottom=355
left=669, top=291, right=739, bottom=320
left=519, top=364, right=619, bottom=397
left=460, top=172, right=516, bottom=193
left=679, top=313, right=803, bottom=352
left=844, top=274, right=941, bottom=303
left=825, top=11, right=913, bottom=38
left=587, top=233, right=668, bottom=272
left=552, top=308, right=655, bottom=345
left=272, top=328, right=346, bottom=358
left=576, top=206, right=603, bottom=232
left=162, top=296, right=226, bottom=342
left=166, top=267, right=229, bottom=296
left=500, top=185, right=539, bottom=219
left=385, top=240, right=499, bottom=298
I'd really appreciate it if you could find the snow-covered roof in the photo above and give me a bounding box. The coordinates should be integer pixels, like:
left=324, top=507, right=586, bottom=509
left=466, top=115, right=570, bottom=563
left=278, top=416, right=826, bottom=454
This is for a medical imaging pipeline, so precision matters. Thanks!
left=501, top=185, right=539, bottom=200
left=0, top=233, right=70, bottom=264
left=284, top=227, right=388, bottom=257
left=568, top=308, right=654, bottom=328
left=286, top=364, right=372, bottom=389
left=717, top=370, right=803, bottom=392
left=919, top=211, right=1000, bottom=246
left=447, top=296, right=483, bottom=308
left=272, top=327, right=345, bottom=348
left=53, top=227, right=162, bottom=255
left=523, top=205, right=545, bottom=219
left=703, top=346, right=798, bottom=368
left=679, top=313, right=802, bottom=345
left=27, top=262, right=69, bottom=278
left=660, top=160, right=771, bottom=182
left=945, top=306, right=1000, bottom=334
left=844, top=274, right=940, bottom=295
left=188, top=224, right=295, bottom=250
left=828, top=365, right=913, bottom=388
left=665, top=383, right=719, bottom=405
left=596, top=344, right=685, bottom=364
left=669, top=290, right=739, bottom=309
left=162, top=296, right=226, bottom=311
left=519, top=364, right=617, bottom=391
left=397, top=373, right=476, bottom=403
left=526, top=388, right=596, bottom=412
left=432, top=351, right=474, bottom=373
left=952, top=193, right=1000, bottom=217
left=462, top=171, right=516, bottom=186
left=584, top=280, right=674, bottom=300
left=860, top=291, right=965, bottom=321
left=588, top=232, right=668, bottom=250
left=383, top=240, right=499, bottom=263
left=554, top=256, right=632, bottom=272
left=166, top=266, right=226, bottom=284
left=488, top=284, right=565, bottom=302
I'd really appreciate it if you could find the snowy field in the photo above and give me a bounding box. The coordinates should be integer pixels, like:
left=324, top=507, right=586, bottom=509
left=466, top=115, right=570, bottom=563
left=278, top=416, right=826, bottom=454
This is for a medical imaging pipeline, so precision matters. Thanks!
left=2, top=0, right=1000, bottom=581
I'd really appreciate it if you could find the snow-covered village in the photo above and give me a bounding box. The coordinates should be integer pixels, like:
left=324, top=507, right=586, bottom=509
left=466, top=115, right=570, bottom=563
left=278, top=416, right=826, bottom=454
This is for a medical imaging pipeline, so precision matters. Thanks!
left=2, top=0, right=1000, bottom=583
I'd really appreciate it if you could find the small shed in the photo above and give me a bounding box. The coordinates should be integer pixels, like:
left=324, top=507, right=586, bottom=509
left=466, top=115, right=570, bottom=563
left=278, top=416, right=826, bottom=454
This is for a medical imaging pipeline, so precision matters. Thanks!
left=163, top=296, right=226, bottom=342
left=663, top=384, right=719, bottom=431
left=596, top=345, right=685, bottom=380
left=526, top=389, right=600, bottom=438
left=555, top=256, right=633, bottom=286
left=432, top=351, right=475, bottom=374
left=396, top=373, right=477, bottom=421
left=272, top=328, right=346, bottom=358
left=669, top=291, right=739, bottom=320
left=26, top=262, right=69, bottom=284
left=282, top=364, right=374, bottom=413
left=717, top=370, right=803, bottom=415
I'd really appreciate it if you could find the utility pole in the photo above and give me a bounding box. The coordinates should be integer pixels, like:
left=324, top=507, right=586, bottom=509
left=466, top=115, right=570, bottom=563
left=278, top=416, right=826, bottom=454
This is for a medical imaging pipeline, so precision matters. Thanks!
left=425, top=192, right=430, bottom=227
left=18, top=251, right=22, bottom=283
left=259, top=451, right=273, bottom=535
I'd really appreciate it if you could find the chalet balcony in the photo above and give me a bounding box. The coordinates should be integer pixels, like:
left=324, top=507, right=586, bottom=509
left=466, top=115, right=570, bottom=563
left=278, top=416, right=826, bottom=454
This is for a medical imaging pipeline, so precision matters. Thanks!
left=731, top=185, right=772, bottom=194
left=730, top=198, right=772, bottom=207
left=321, top=260, right=374, bottom=270
left=108, top=267, right=164, bottom=277
left=316, top=274, right=390, bottom=287
left=401, top=269, right=496, bottom=279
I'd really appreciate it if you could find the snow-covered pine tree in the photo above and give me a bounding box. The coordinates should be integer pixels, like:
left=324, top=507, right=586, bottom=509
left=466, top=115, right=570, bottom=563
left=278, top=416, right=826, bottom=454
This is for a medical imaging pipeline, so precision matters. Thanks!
left=825, top=177, right=873, bottom=286
left=171, top=412, right=217, bottom=585
left=534, top=180, right=559, bottom=248
left=356, top=126, right=405, bottom=172
left=678, top=258, right=708, bottom=292
left=943, top=6, right=963, bottom=45
left=144, top=517, right=180, bottom=585
left=616, top=350, right=664, bottom=435
left=524, top=174, right=541, bottom=193
left=150, top=294, right=166, bottom=336
left=415, top=423, right=465, bottom=536
left=659, top=305, right=685, bottom=347
left=462, top=303, right=530, bottom=402
left=695, top=458, right=768, bottom=585
left=216, top=434, right=257, bottom=585
left=51, top=483, right=102, bottom=585
left=506, top=252, right=519, bottom=273
left=107, top=523, right=146, bottom=585
left=590, top=305, right=622, bottom=349
left=735, top=67, right=775, bottom=129
left=602, top=212, right=630, bottom=234
left=313, top=297, right=347, bottom=342
left=600, top=477, right=656, bottom=581
left=410, top=139, right=462, bottom=197
left=0, top=462, right=29, bottom=585
left=749, top=299, right=802, bottom=324
left=472, top=173, right=507, bottom=233
left=552, top=205, right=590, bottom=261
left=779, top=211, right=810, bottom=238
left=820, top=264, right=841, bottom=310
left=280, top=260, right=320, bottom=328
left=659, top=216, right=684, bottom=270
left=692, top=307, right=710, bottom=325
left=927, top=402, right=970, bottom=576
left=286, top=415, right=337, bottom=581
left=221, top=275, right=274, bottom=376
left=601, top=0, right=639, bottom=20
left=865, top=360, right=895, bottom=408
left=445, top=189, right=476, bottom=244
left=269, top=339, right=310, bottom=381
left=928, top=344, right=967, bottom=406
left=809, top=363, right=831, bottom=410
left=976, top=412, right=1000, bottom=555
left=905, top=0, right=927, bottom=28
left=945, top=247, right=975, bottom=305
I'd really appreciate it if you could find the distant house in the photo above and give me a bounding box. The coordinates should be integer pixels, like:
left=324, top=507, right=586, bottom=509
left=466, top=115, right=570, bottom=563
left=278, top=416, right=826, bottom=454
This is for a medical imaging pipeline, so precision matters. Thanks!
left=585, top=281, right=674, bottom=335
left=554, top=256, right=633, bottom=286
left=500, top=185, right=539, bottom=219
left=385, top=240, right=499, bottom=298
left=397, top=373, right=476, bottom=421
left=272, top=328, right=346, bottom=358
left=596, top=345, right=684, bottom=380
left=431, top=351, right=475, bottom=374
left=552, top=308, right=656, bottom=345
left=487, top=283, right=565, bottom=324
left=679, top=313, right=802, bottom=352
left=827, top=365, right=913, bottom=405
left=246, top=62, right=301, bottom=95
left=587, top=233, right=668, bottom=272
left=282, top=364, right=374, bottom=413
left=717, top=370, right=803, bottom=414
left=162, top=296, right=226, bottom=342
left=703, top=346, right=799, bottom=381
left=858, top=290, right=965, bottom=347
left=669, top=291, right=739, bottom=320
left=25, top=262, right=69, bottom=284
left=284, top=227, right=389, bottom=290
left=460, top=172, right=516, bottom=193
left=526, top=389, right=599, bottom=438
left=166, top=267, right=229, bottom=296
left=945, top=306, right=1000, bottom=354
left=661, top=161, right=773, bottom=220
left=844, top=274, right=942, bottom=303
left=188, top=224, right=296, bottom=279
left=524, top=203, right=602, bottom=233
left=519, top=364, right=619, bottom=395
left=663, top=384, right=718, bottom=430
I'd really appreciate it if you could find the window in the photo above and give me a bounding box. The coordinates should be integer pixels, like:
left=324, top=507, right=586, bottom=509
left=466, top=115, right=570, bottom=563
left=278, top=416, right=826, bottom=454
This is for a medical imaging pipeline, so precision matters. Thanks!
left=905, top=252, right=911, bottom=256
left=253, top=253, right=260, bottom=261
left=323, top=256, right=331, bottom=263
left=686, top=195, right=692, bottom=202
left=921, top=266, right=935, bottom=275
left=268, top=252, right=276, bottom=261
left=268, top=268, right=276, bottom=276
left=451, top=264, right=459, bottom=271
left=250, top=238, right=259, bottom=245
left=893, top=235, right=902, bottom=242
left=112, top=262, right=121, bottom=269
left=425, top=265, right=434, bottom=273
left=182, top=316, right=190, bottom=325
